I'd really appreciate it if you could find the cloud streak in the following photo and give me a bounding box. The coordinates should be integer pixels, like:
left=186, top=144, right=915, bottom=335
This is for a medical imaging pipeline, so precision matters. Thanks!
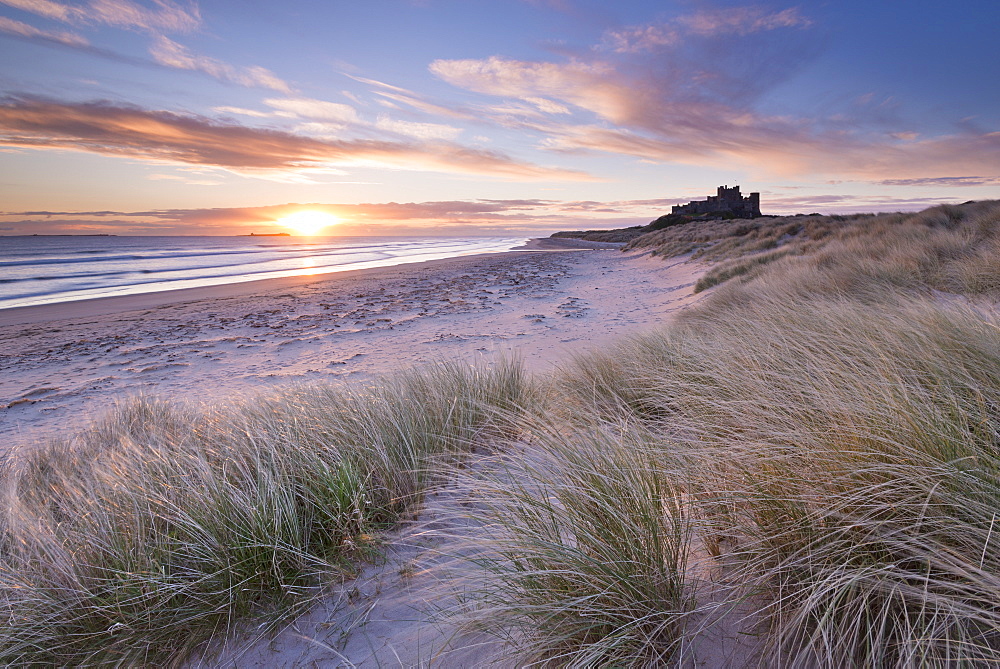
left=3, top=1, right=286, bottom=92
left=215, top=95, right=463, bottom=142
left=428, top=6, right=1000, bottom=183
left=149, top=36, right=290, bottom=92
left=0, top=14, right=87, bottom=46
left=348, top=75, right=477, bottom=120
left=877, top=176, right=1000, bottom=187
left=0, top=0, right=200, bottom=33
left=3, top=191, right=980, bottom=237
left=1, top=198, right=653, bottom=235
left=601, top=5, right=812, bottom=53
left=263, top=97, right=358, bottom=123
left=0, top=95, right=594, bottom=180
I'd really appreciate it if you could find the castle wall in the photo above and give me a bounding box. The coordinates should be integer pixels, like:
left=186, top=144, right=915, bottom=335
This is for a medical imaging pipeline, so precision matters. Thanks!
left=672, top=185, right=761, bottom=218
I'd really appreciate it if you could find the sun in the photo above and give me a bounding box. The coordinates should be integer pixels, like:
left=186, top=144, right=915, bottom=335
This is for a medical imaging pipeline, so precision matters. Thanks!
left=277, top=210, right=339, bottom=235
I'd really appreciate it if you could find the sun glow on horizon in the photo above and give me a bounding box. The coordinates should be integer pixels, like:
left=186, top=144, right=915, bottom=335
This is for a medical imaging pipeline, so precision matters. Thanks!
left=277, top=210, right=340, bottom=235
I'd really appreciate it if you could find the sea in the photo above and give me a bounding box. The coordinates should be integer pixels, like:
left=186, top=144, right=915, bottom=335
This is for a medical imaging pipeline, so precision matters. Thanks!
left=0, top=235, right=529, bottom=311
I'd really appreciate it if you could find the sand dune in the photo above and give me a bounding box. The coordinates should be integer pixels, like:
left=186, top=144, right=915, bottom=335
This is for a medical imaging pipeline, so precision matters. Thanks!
left=0, top=239, right=706, bottom=667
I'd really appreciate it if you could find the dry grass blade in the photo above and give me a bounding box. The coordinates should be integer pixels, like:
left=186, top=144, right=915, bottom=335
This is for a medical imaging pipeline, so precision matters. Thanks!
left=0, top=359, right=530, bottom=666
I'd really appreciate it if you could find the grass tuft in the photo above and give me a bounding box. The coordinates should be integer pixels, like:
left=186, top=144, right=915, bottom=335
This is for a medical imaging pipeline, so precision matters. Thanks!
left=459, top=421, right=695, bottom=666
left=0, top=360, right=529, bottom=666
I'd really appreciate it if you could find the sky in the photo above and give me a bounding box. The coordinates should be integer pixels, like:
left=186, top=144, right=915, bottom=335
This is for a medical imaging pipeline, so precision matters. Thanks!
left=0, top=0, right=998, bottom=236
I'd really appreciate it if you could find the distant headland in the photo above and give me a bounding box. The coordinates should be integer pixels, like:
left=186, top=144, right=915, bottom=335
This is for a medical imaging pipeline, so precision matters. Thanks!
left=246, top=232, right=291, bottom=237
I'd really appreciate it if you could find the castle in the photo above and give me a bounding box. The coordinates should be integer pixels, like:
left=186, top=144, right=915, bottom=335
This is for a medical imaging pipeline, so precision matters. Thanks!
left=671, top=185, right=761, bottom=218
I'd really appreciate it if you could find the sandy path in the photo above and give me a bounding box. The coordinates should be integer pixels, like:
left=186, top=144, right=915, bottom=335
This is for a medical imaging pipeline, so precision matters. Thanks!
left=203, top=468, right=512, bottom=668
left=1, top=242, right=703, bottom=448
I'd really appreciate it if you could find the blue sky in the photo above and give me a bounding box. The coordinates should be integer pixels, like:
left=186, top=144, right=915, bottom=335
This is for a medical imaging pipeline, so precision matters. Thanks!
left=1, top=0, right=998, bottom=235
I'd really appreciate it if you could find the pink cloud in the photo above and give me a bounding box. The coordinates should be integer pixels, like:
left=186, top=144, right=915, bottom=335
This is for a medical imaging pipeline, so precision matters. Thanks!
left=601, top=5, right=812, bottom=53
left=534, top=116, right=1000, bottom=182
left=263, top=97, right=358, bottom=123
left=0, top=0, right=200, bottom=32
left=760, top=192, right=965, bottom=215
left=5, top=192, right=986, bottom=236
left=149, top=36, right=291, bottom=92
left=1, top=198, right=663, bottom=236
left=600, top=24, right=680, bottom=54
left=424, top=5, right=997, bottom=181
left=0, top=96, right=595, bottom=181
left=430, top=28, right=1000, bottom=183
left=430, top=57, right=639, bottom=124
left=0, top=0, right=78, bottom=22
left=678, top=6, right=812, bottom=37
left=878, top=176, right=1000, bottom=187
left=374, top=115, right=462, bottom=141
left=0, top=14, right=88, bottom=46
left=348, top=75, right=477, bottom=120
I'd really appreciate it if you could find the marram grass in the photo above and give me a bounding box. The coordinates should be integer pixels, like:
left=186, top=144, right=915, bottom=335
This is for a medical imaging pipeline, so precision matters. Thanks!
left=450, top=201, right=1000, bottom=666
left=519, top=200, right=1000, bottom=666
left=3, top=201, right=1000, bottom=667
left=457, top=420, right=695, bottom=667
left=0, top=359, right=529, bottom=666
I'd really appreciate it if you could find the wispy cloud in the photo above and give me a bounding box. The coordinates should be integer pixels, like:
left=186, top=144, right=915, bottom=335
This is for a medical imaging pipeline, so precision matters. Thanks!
left=263, top=97, right=358, bottom=124
left=430, top=57, right=631, bottom=122
left=217, top=93, right=465, bottom=142
left=427, top=5, right=1000, bottom=183
left=760, top=192, right=964, bottom=215
left=599, top=24, right=679, bottom=54
left=149, top=36, right=290, bottom=92
left=0, top=14, right=87, bottom=46
left=1, top=197, right=649, bottom=235
left=2, top=1, right=286, bottom=92
left=1, top=0, right=89, bottom=23
left=600, top=5, right=811, bottom=53
left=375, top=115, right=462, bottom=141
left=0, top=95, right=595, bottom=180
left=3, top=191, right=979, bottom=236
left=212, top=105, right=273, bottom=118
left=877, top=176, right=1000, bottom=187
left=348, top=74, right=476, bottom=120
left=217, top=96, right=461, bottom=141
left=678, top=6, right=812, bottom=37
left=0, top=0, right=200, bottom=33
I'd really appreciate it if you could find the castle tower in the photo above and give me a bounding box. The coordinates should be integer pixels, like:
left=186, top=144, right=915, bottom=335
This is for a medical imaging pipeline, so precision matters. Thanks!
left=670, top=185, right=761, bottom=218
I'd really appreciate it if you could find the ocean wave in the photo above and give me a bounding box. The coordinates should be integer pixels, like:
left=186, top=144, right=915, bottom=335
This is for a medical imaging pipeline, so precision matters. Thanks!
left=0, top=236, right=528, bottom=310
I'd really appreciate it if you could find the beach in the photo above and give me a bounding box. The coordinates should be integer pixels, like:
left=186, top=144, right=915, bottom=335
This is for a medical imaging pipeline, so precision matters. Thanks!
left=5, top=204, right=999, bottom=667
left=1, top=236, right=708, bottom=666
left=0, top=238, right=704, bottom=447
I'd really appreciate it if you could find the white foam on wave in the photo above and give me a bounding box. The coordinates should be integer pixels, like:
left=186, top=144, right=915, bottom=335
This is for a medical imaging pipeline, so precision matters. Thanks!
left=0, top=236, right=529, bottom=310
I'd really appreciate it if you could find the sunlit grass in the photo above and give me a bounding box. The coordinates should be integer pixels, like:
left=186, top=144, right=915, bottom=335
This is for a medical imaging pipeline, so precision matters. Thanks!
left=0, top=360, right=529, bottom=666
left=447, top=200, right=1000, bottom=666
left=456, top=420, right=695, bottom=666
left=3, top=200, right=1000, bottom=666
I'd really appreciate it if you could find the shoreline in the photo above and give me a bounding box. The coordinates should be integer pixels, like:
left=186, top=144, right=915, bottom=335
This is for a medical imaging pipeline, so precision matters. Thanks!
left=0, top=237, right=612, bottom=328
left=1, top=239, right=701, bottom=446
